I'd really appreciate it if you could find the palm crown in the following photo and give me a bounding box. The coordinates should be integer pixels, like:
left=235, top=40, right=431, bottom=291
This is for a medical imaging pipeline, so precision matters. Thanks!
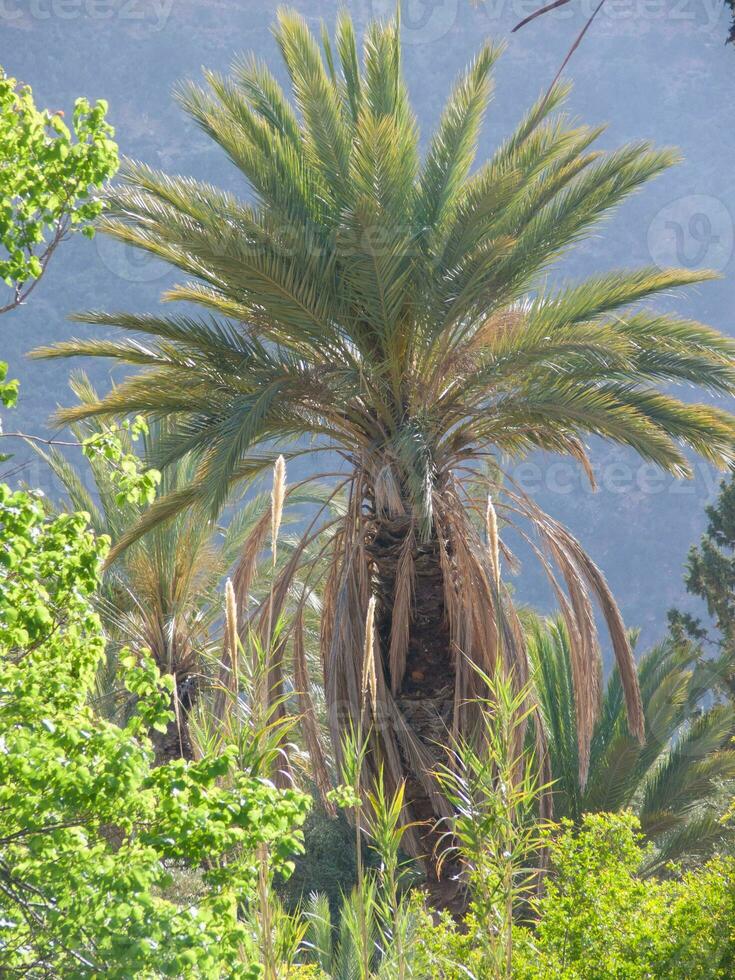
left=31, top=374, right=285, bottom=758
left=36, top=8, right=735, bottom=866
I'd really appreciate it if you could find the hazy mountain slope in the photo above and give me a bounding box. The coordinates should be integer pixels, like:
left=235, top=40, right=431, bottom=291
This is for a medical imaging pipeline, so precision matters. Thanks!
left=3, top=0, right=734, bottom=648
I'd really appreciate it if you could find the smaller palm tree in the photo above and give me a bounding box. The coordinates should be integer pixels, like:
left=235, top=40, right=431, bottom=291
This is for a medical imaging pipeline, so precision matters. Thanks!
left=528, top=615, right=735, bottom=872
left=32, top=373, right=297, bottom=760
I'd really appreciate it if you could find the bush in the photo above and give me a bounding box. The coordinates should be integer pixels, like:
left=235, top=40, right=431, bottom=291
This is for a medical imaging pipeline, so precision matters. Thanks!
left=513, top=813, right=735, bottom=979
left=400, top=813, right=735, bottom=979
left=0, top=484, right=309, bottom=977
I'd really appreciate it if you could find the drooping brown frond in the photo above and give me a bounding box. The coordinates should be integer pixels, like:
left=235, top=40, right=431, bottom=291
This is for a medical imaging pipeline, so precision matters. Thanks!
left=569, top=536, right=645, bottom=742
left=325, top=535, right=371, bottom=770
left=501, top=480, right=644, bottom=781
left=388, top=525, right=416, bottom=694
left=523, top=536, right=596, bottom=785
left=293, top=602, right=335, bottom=815
left=548, top=513, right=643, bottom=743
left=232, top=507, right=272, bottom=625
left=533, top=521, right=601, bottom=786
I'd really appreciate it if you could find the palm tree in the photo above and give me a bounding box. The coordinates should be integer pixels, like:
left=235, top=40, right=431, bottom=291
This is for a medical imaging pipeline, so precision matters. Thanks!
left=33, top=373, right=301, bottom=761
left=528, top=615, right=735, bottom=873
left=35, top=9, right=735, bottom=889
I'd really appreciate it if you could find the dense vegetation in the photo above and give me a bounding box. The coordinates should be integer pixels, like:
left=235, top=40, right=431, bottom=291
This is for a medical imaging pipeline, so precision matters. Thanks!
left=1, top=11, right=735, bottom=978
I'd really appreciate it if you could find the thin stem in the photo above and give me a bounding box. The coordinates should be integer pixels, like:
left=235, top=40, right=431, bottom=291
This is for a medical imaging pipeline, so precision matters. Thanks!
left=512, top=0, right=608, bottom=110
left=354, top=715, right=370, bottom=980
left=0, top=432, right=81, bottom=448
left=0, top=217, right=69, bottom=316
left=257, top=842, right=276, bottom=980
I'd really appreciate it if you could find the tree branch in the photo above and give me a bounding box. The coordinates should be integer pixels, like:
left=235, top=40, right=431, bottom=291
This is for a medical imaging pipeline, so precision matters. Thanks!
left=0, top=216, right=70, bottom=316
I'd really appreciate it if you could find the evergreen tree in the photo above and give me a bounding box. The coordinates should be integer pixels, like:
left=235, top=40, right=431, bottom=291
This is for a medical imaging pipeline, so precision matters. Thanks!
left=669, top=476, right=735, bottom=701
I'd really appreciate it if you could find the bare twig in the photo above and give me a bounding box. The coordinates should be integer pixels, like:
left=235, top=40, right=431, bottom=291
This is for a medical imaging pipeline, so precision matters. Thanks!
left=513, top=0, right=608, bottom=108
left=0, top=432, right=81, bottom=448
left=512, top=0, right=574, bottom=32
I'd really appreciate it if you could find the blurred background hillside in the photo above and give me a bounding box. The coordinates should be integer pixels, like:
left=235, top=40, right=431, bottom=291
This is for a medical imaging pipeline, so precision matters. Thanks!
left=3, top=0, right=734, bottom=648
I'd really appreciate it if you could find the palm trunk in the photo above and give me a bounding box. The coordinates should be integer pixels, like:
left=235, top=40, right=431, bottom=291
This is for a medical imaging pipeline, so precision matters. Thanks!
left=367, top=514, right=467, bottom=914
left=149, top=673, right=197, bottom=765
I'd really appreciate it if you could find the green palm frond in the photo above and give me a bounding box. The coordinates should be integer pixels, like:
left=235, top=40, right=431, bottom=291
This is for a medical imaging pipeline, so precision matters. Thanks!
left=302, top=892, right=334, bottom=974
left=642, top=811, right=729, bottom=875
left=33, top=377, right=303, bottom=706
left=529, top=613, right=735, bottom=867
left=35, top=16, right=733, bottom=501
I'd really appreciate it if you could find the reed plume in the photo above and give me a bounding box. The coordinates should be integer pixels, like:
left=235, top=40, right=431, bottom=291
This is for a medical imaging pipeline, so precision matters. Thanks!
left=224, top=577, right=239, bottom=698
left=361, top=595, right=378, bottom=721
left=271, top=455, right=286, bottom=568
left=486, top=494, right=501, bottom=590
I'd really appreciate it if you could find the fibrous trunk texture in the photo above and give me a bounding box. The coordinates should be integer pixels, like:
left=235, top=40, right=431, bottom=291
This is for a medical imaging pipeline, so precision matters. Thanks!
left=321, top=473, right=642, bottom=914
left=368, top=515, right=467, bottom=912
left=149, top=674, right=197, bottom=764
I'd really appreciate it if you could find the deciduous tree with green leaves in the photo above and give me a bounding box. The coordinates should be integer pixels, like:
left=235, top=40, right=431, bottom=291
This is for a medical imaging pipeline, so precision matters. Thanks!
left=0, top=482, right=309, bottom=976
left=0, top=360, right=19, bottom=463
left=514, top=813, right=735, bottom=979
left=0, top=67, right=118, bottom=315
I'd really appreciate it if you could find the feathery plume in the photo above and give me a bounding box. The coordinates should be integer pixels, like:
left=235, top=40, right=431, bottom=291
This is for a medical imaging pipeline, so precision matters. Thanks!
left=224, top=577, right=239, bottom=696
left=486, top=493, right=501, bottom=589
left=361, top=595, right=378, bottom=719
left=271, top=454, right=286, bottom=567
